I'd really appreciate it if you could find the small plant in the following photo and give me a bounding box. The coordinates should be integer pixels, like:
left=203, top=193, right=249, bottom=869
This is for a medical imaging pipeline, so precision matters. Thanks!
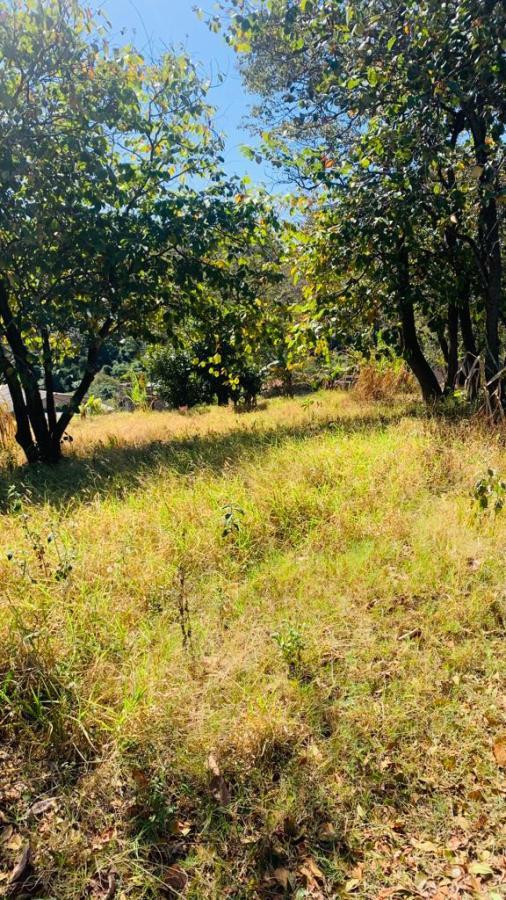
left=222, top=503, right=244, bottom=537
left=7, top=513, right=74, bottom=583
left=473, top=468, right=506, bottom=513
left=79, top=393, right=104, bottom=417
left=175, top=565, right=193, bottom=656
left=5, top=484, right=29, bottom=514
left=272, top=624, right=305, bottom=678
left=128, top=371, right=149, bottom=410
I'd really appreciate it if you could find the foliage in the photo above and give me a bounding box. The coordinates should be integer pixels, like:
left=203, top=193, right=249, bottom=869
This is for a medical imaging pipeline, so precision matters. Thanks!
left=473, top=467, right=506, bottom=513
left=272, top=623, right=305, bottom=677
left=79, top=394, right=105, bottom=418
left=147, top=341, right=263, bottom=410
left=215, top=0, right=505, bottom=406
left=222, top=502, right=244, bottom=537
left=127, top=372, right=149, bottom=412
left=0, top=0, right=279, bottom=463
left=147, top=347, right=214, bottom=409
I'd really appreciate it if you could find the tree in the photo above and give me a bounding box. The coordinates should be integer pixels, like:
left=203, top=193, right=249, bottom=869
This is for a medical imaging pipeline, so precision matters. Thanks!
left=216, top=0, right=505, bottom=403
left=148, top=198, right=284, bottom=408
left=0, top=0, right=269, bottom=463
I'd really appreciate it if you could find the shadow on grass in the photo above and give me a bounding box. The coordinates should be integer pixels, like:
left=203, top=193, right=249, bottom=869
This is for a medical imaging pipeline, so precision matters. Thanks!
left=0, top=407, right=410, bottom=510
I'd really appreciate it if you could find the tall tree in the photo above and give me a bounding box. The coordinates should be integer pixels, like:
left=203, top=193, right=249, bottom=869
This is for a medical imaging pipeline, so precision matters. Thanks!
left=0, top=0, right=268, bottom=463
left=217, top=0, right=505, bottom=402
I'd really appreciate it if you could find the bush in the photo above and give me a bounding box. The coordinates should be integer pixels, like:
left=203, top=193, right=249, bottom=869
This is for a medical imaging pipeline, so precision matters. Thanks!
left=90, top=372, right=123, bottom=405
left=148, top=347, right=262, bottom=410
left=353, top=355, right=416, bottom=400
left=148, top=349, right=214, bottom=408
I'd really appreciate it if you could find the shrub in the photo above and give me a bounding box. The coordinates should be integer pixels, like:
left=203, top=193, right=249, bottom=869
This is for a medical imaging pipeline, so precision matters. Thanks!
left=148, top=346, right=262, bottom=410
left=148, top=348, right=214, bottom=408
left=79, top=394, right=105, bottom=417
left=353, top=355, right=416, bottom=400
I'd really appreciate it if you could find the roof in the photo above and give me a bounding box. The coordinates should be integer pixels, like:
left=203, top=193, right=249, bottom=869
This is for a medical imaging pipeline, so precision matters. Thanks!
left=0, top=384, right=73, bottom=414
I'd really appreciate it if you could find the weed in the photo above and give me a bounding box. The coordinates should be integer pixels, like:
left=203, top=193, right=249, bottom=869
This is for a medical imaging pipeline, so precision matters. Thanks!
left=175, top=565, right=193, bottom=656
left=272, top=624, right=305, bottom=678
left=472, top=467, right=506, bottom=513
left=222, top=502, right=244, bottom=537
left=6, top=513, right=74, bottom=583
left=79, top=393, right=104, bottom=417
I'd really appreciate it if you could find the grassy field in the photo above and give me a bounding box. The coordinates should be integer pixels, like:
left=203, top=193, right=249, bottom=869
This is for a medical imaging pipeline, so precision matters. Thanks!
left=0, top=391, right=505, bottom=898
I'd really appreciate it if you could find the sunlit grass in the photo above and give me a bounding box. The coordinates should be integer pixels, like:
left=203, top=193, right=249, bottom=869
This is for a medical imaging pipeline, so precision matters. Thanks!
left=0, top=391, right=505, bottom=897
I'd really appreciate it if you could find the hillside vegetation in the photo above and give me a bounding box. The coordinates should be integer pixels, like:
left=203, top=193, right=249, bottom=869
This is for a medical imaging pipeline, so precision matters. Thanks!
left=0, top=392, right=505, bottom=897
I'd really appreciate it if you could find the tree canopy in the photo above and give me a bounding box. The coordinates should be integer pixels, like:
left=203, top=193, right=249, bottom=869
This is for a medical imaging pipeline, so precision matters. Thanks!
left=0, top=0, right=280, bottom=462
left=216, top=0, right=505, bottom=404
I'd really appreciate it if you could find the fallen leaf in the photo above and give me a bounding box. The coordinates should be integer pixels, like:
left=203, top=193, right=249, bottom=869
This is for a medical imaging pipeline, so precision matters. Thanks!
left=493, top=734, right=506, bottom=767
left=318, top=822, right=337, bottom=842
left=9, top=844, right=32, bottom=884
left=410, top=839, right=439, bottom=853
left=5, top=832, right=23, bottom=852
left=0, top=825, right=14, bottom=844
left=207, top=753, right=231, bottom=806
left=171, top=819, right=191, bottom=837
left=273, top=867, right=292, bottom=890
left=468, top=861, right=493, bottom=876
left=299, top=856, right=324, bottom=885
left=345, top=878, right=361, bottom=892
left=447, top=835, right=465, bottom=851
left=91, top=826, right=117, bottom=850
left=28, top=797, right=58, bottom=817
left=162, top=864, right=187, bottom=893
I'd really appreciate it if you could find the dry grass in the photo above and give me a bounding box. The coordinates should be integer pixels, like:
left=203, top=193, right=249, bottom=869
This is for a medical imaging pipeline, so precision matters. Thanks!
left=0, top=403, right=14, bottom=455
left=353, top=359, right=416, bottom=401
left=0, top=392, right=505, bottom=898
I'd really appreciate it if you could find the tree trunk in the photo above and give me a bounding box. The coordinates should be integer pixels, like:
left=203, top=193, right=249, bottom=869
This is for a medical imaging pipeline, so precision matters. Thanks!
left=283, top=367, right=294, bottom=398
left=42, top=328, right=57, bottom=435
left=0, top=345, right=39, bottom=462
left=444, top=302, right=459, bottom=393
left=0, top=281, right=111, bottom=464
left=54, top=321, right=112, bottom=443
left=437, top=329, right=449, bottom=366
left=467, top=110, right=503, bottom=391
left=397, top=245, right=442, bottom=402
left=458, top=287, right=479, bottom=399
left=0, top=280, right=56, bottom=460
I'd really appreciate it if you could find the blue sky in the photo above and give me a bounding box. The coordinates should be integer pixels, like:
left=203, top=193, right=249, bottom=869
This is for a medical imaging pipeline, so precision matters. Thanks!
left=95, top=0, right=268, bottom=184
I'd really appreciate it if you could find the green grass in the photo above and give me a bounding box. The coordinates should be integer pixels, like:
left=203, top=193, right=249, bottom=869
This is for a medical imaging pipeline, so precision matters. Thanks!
left=0, top=392, right=505, bottom=898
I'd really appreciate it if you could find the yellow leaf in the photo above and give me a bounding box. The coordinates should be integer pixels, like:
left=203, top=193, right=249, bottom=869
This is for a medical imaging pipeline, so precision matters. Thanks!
left=493, top=734, right=506, bottom=766
left=468, top=861, right=493, bottom=876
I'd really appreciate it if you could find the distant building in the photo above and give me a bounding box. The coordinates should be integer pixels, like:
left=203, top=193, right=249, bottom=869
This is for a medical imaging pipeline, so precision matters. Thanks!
left=0, top=384, right=73, bottom=414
